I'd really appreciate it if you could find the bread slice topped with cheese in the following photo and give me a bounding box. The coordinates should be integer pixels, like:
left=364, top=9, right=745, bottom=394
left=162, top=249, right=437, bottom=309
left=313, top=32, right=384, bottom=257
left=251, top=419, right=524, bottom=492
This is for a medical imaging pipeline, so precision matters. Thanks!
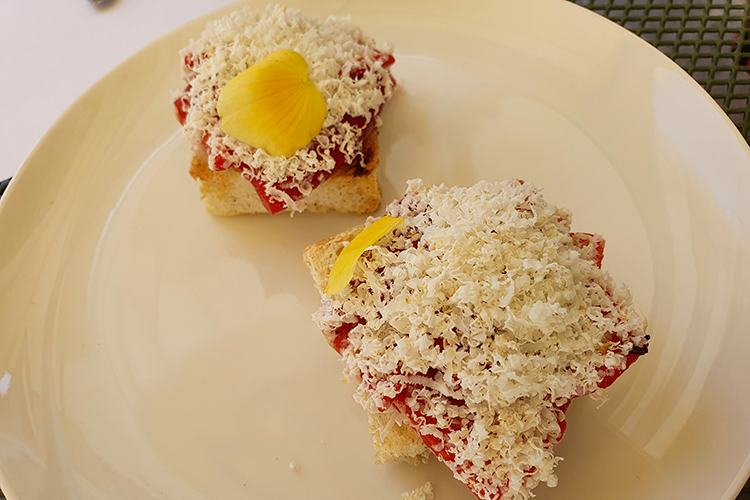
left=303, top=179, right=650, bottom=500
left=173, top=6, right=395, bottom=215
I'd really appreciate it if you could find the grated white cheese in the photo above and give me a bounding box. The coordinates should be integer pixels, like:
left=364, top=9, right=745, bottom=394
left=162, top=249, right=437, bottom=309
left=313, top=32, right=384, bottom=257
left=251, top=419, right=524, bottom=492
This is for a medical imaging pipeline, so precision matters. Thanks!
left=313, top=179, right=649, bottom=500
left=175, top=5, right=394, bottom=208
left=401, top=481, right=434, bottom=500
left=0, top=372, right=10, bottom=396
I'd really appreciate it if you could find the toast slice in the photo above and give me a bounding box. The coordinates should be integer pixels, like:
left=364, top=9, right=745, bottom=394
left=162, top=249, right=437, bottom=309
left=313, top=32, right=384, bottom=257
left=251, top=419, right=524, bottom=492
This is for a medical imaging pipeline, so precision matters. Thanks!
left=190, top=130, right=382, bottom=216
left=303, top=225, right=430, bottom=465
left=174, top=6, right=396, bottom=216
left=303, top=179, right=650, bottom=500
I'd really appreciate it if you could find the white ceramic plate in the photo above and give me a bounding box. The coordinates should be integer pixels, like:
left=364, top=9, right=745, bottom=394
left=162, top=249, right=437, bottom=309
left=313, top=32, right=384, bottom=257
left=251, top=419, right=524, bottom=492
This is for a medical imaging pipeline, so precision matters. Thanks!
left=1, top=0, right=750, bottom=499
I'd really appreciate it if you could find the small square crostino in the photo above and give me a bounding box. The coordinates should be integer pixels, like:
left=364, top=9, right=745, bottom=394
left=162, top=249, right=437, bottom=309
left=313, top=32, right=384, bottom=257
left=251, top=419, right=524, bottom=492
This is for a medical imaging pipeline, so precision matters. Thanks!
left=173, top=5, right=395, bottom=215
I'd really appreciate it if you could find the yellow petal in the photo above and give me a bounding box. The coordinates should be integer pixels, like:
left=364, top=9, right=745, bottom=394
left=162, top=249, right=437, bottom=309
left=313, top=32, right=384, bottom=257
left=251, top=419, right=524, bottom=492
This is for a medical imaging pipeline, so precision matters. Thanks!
left=325, top=216, right=404, bottom=295
left=217, top=50, right=327, bottom=157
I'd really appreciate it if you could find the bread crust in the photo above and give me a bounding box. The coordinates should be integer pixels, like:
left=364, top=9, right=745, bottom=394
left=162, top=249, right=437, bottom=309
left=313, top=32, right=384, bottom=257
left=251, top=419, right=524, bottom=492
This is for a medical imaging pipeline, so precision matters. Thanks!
left=303, top=225, right=431, bottom=465
left=303, top=225, right=363, bottom=292
left=189, top=130, right=382, bottom=216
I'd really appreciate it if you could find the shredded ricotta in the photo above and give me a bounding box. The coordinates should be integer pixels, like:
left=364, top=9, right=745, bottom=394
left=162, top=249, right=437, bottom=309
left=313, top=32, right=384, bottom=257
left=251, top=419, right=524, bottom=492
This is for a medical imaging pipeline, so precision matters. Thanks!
left=175, top=5, right=394, bottom=206
left=313, top=179, right=649, bottom=500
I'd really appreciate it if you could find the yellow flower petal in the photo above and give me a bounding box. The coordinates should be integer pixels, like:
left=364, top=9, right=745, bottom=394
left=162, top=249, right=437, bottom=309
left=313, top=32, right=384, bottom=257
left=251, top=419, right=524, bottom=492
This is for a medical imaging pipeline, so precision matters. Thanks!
left=325, top=216, right=404, bottom=295
left=217, top=50, right=327, bottom=157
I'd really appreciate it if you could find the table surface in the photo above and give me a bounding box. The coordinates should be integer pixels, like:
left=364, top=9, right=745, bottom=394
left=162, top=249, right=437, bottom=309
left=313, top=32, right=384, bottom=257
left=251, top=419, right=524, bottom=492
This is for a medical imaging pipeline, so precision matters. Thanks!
left=0, top=0, right=748, bottom=499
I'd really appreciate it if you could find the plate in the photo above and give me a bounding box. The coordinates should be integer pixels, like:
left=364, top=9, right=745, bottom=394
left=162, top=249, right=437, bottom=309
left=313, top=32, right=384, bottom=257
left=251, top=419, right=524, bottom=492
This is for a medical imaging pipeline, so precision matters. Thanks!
left=1, top=0, right=749, bottom=499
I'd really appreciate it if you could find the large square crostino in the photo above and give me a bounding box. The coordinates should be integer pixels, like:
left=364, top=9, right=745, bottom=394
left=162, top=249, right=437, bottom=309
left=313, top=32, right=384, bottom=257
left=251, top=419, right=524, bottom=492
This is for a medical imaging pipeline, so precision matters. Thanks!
left=304, top=179, right=649, bottom=500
